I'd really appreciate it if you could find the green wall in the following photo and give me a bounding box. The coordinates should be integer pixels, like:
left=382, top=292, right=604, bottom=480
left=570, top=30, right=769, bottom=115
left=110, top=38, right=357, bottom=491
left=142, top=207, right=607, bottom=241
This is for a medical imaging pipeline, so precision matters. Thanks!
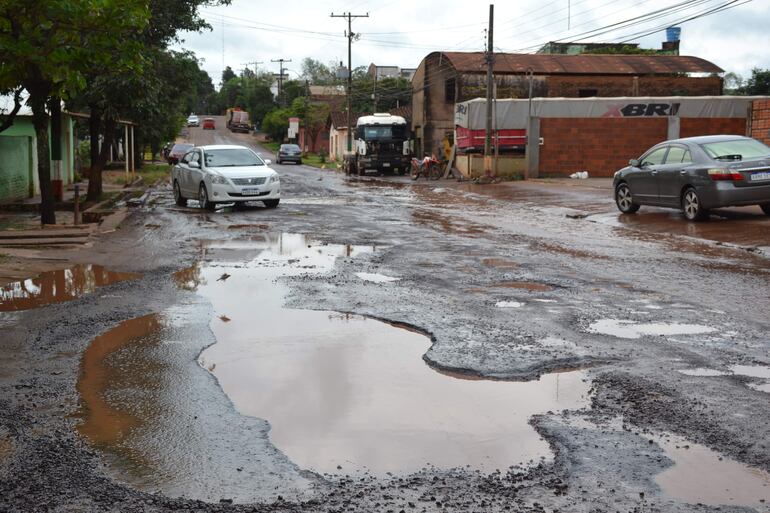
left=0, top=114, right=76, bottom=202
left=0, top=136, right=33, bottom=201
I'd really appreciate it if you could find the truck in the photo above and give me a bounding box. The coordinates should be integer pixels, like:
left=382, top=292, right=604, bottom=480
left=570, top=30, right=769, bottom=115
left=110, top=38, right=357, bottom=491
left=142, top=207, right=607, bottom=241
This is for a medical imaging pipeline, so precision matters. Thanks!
left=226, top=108, right=251, bottom=133
left=344, top=113, right=411, bottom=176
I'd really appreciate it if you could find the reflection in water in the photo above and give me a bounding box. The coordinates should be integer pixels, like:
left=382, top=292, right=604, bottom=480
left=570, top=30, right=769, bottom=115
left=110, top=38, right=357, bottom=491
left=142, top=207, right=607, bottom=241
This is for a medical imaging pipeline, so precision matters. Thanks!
left=77, top=314, right=164, bottom=446
left=196, top=233, right=590, bottom=475
left=0, top=264, right=139, bottom=311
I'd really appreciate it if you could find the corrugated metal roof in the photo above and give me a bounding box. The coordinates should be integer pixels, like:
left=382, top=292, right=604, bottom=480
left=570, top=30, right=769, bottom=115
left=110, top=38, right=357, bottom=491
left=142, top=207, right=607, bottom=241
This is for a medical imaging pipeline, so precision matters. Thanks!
left=441, top=52, right=723, bottom=75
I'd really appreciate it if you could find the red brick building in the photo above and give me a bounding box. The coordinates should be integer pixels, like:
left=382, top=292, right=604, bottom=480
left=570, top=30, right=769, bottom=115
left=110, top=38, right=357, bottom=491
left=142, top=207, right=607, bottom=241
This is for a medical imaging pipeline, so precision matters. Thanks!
left=455, top=96, right=769, bottom=177
left=412, top=51, right=724, bottom=157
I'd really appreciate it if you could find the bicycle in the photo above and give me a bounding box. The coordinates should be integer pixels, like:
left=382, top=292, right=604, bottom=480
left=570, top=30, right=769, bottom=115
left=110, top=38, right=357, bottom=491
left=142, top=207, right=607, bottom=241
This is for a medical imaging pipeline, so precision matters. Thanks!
left=410, top=155, right=442, bottom=181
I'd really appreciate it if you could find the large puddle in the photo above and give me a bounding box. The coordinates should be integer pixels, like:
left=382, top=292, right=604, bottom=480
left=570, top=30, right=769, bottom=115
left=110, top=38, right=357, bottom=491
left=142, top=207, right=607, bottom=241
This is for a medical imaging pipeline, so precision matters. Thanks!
left=0, top=264, right=139, bottom=311
left=193, top=233, right=591, bottom=475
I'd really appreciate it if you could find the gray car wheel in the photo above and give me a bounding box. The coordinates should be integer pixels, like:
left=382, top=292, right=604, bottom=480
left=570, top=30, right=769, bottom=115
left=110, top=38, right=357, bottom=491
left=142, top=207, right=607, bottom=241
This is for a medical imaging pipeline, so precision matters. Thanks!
left=199, top=183, right=216, bottom=211
left=615, top=183, right=640, bottom=214
left=682, top=187, right=708, bottom=221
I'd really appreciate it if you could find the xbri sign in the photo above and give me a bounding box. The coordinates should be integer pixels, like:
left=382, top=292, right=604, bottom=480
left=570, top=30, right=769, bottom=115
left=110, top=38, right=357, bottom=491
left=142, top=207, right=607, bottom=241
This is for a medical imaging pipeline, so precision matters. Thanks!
left=603, top=103, right=681, bottom=117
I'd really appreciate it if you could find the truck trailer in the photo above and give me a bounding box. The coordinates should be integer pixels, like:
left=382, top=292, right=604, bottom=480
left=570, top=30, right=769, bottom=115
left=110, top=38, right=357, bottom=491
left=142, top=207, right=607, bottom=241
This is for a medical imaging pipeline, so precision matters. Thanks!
left=344, top=113, right=411, bottom=176
left=226, top=108, right=251, bottom=134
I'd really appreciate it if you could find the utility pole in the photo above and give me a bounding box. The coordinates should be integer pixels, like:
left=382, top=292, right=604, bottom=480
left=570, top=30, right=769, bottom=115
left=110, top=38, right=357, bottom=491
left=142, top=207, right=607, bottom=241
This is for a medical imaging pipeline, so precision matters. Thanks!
left=271, top=58, right=291, bottom=106
left=484, top=4, right=494, bottom=164
left=241, top=61, right=264, bottom=74
left=331, top=11, right=369, bottom=153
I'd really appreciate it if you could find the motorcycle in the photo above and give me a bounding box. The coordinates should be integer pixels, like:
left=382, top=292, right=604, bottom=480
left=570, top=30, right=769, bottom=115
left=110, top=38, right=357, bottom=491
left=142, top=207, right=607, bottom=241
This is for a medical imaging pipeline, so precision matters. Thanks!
left=410, top=154, right=442, bottom=181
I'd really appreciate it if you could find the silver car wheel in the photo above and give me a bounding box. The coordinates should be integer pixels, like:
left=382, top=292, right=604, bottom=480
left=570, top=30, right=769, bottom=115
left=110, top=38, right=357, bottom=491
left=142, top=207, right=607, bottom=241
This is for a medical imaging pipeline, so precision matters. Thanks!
left=682, top=188, right=707, bottom=221
left=199, top=184, right=215, bottom=211
left=615, top=183, right=639, bottom=214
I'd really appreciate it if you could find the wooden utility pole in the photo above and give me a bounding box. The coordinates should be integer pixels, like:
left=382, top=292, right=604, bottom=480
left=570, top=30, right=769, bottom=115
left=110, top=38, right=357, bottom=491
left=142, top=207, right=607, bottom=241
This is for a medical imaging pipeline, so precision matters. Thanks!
left=484, top=4, right=494, bottom=161
left=331, top=11, right=369, bottom=153
left=271, top=58, right=291, bottom=106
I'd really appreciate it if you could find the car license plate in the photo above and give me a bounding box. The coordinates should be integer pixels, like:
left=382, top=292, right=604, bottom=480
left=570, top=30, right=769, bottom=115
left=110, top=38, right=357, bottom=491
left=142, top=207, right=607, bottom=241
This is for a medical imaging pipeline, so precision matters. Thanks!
left=750, top=171, right=770, bottom=182
left=242, top=188, right=260, bottom=195
left=382, top=162, right=390, bottom=167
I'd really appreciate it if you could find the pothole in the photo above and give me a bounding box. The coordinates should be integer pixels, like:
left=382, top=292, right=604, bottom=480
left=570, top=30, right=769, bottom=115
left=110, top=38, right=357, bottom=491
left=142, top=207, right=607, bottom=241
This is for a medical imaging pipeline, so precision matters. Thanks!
left=191, top=233, right=591, bottom=475
left=0, top=264, right=140, bottom=311
left=355, top=272, right=399, bottom=283
left=587, top=319, right=716, bottom=339
left=650, top=432, right=770, bottom=507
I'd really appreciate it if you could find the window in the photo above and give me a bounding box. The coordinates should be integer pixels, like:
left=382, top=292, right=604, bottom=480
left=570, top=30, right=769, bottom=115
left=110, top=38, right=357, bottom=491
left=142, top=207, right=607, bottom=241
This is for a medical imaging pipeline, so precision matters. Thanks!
left=665, top=146, right=688, bottom=164
left=641, top=147, right=668, bottom=167
left=701, top=139, right=770, bottom=161
left=578, top=88, right=598, bottom=97
left=445, top=78, right=456, bottom=104
left=203, top=148, right=264, bottom=167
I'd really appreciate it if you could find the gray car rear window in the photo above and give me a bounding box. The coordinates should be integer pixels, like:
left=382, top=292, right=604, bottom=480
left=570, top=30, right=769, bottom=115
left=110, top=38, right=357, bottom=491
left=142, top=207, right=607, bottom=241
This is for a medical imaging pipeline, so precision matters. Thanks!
left=701, top=139, right=770, bottom=161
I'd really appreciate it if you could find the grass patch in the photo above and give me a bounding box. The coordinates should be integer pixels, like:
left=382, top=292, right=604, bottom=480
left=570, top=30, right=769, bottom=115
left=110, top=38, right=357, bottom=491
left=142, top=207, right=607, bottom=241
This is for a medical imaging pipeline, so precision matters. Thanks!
left=138, top=163, right=171, bottom=186
left=262, top=142, right=280, bottom=153
left=300, top=154, right=330, bottom=169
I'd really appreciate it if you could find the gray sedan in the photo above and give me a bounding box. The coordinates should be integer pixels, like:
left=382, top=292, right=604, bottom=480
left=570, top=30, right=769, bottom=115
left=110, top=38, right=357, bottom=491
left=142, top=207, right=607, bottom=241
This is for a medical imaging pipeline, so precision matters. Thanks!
left=613, top=135, right=770, bottom=221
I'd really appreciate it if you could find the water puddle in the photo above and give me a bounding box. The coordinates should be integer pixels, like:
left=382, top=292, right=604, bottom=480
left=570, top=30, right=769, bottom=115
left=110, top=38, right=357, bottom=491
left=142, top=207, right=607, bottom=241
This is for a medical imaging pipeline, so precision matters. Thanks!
left=355, top=272, right=400, bottom=283
left=496, top=301, right=524, bottom=308
left=588, top=319, right=716, bottom=339
left=652, top=433, right=770, bottom=507
left=731, top=365, right=770, bottom=379
left=0, top=264, right=139, bottom=312
left=678, top=365, right=770, bottom=393
left=77, top=314, right=163, bottom=446
left=192, top=233, right=590, bottom=475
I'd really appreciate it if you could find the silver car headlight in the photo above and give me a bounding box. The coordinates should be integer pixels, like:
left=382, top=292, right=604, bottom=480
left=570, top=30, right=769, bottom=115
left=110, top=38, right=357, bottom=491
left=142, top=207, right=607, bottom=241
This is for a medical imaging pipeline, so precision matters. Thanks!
left=210, top=175, right=228, bottom=185
left=269, top=174, right=280, bottom=184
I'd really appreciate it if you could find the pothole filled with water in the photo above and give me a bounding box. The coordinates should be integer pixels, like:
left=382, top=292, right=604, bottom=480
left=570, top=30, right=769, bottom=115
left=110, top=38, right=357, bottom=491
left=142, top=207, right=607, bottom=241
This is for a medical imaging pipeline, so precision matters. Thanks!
left=0, top=264, right=139, bottom=311
left=651, top=433, right=770, bottom=507
left=193, top=233, right=591, bottom=475
left=587, top=319, right=716, bottom=339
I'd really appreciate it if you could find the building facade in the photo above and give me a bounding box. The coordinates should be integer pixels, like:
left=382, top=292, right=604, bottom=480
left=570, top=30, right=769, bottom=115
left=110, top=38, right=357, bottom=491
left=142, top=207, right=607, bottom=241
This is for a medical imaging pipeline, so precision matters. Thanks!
left=411, top=51, right=724, bottom=157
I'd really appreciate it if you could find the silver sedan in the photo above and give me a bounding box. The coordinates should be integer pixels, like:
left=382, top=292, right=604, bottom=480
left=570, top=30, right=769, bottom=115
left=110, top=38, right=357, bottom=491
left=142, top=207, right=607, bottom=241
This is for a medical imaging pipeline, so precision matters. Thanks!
left=613, top=135, right=770, bottom=221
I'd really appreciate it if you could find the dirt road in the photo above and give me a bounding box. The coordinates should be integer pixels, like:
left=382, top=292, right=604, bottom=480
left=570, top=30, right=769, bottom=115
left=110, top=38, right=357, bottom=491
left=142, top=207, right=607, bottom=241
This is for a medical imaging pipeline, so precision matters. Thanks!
left=1, top=121, right=768, bottom=512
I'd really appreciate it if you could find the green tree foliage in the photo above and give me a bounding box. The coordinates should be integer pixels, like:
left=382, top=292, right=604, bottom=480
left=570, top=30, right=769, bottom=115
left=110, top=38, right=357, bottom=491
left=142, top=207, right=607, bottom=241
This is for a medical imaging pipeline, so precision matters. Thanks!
left=262, top=107, right=293, bottom=141
left=0, top=0, right=149, bottom=223
left=738, top=68, right=770, bottom=95
left=222, top=66, right=237, bottom=84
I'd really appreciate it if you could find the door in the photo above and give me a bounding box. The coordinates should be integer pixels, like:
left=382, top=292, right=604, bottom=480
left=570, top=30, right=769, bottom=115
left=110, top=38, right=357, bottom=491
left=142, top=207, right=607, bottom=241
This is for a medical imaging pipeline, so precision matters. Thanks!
left=627, top=146, right=668, bottom=204
left=178, top=151, right=198, bottom=196
left=657, top=145, right=692, bottom=206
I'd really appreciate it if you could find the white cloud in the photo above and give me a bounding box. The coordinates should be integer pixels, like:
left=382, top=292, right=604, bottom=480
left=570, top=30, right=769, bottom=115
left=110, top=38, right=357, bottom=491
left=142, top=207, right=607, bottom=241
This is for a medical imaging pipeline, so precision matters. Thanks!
left=174, top=0, right=770, bottom=88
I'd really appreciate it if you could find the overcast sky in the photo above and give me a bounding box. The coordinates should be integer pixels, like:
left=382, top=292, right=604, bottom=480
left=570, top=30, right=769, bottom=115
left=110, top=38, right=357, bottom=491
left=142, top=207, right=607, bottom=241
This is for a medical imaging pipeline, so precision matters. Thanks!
left=175, top=0, right=768, bottom=89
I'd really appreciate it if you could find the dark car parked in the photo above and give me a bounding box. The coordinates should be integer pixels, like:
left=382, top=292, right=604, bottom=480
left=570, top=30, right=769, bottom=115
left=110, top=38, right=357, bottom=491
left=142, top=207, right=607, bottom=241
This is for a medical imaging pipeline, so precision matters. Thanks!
left=613, top=135, right=770, bottom=221
left=167, top=143, right=194, bottom=165
left=276, top=144, right=302, bottom=165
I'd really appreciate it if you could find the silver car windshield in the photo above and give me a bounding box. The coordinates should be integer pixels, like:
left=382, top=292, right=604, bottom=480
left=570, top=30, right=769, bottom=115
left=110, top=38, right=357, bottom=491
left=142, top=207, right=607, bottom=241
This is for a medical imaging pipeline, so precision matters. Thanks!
left=701, top=139, right=770, bottom=161
left=204, top=149, right=264, bottom=167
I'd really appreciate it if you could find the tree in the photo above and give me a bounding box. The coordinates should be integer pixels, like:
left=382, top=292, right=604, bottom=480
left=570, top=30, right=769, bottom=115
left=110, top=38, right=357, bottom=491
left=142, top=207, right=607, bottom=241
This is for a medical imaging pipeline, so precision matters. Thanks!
left=300, top=58, right=337, bottom=85
left=723, top=72, right=744, bottom=94
left=222, top=66, right=237, bottom=85
left=262, top=107, right=293, bottom=141
left=0, top=0, right=149, bottom=224
left=739, top=69, right=770, bottom=95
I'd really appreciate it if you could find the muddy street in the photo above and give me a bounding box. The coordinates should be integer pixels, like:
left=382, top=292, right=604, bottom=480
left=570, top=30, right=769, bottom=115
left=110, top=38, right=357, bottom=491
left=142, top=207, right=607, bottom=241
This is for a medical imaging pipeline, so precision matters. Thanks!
left=1, top=122, right=769, bottom=513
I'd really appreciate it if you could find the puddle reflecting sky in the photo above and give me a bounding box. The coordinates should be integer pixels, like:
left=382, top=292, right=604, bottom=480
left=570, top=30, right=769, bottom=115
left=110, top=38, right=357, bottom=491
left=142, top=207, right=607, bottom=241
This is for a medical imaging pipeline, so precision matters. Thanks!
left=195, top=233, right=590, bottom=475
left=0, top=264, right=139, bottom=312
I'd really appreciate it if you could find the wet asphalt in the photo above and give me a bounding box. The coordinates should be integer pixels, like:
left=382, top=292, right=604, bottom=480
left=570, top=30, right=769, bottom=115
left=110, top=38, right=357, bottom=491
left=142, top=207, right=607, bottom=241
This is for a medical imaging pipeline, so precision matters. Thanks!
left=0, top=120, right=769, bottom=512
